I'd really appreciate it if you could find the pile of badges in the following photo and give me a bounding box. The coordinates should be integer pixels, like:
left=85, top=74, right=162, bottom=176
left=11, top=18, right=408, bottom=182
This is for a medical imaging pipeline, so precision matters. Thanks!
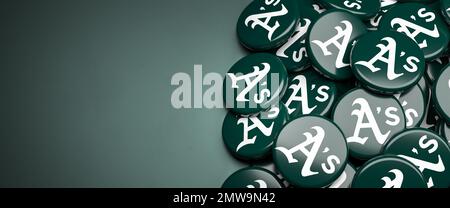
left=221, top=0, right=450, bottom=188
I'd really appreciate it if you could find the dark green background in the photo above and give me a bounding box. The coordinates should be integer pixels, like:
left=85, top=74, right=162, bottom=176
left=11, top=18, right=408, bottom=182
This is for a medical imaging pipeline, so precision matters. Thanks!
left=0, top=0, right=253, bottom=187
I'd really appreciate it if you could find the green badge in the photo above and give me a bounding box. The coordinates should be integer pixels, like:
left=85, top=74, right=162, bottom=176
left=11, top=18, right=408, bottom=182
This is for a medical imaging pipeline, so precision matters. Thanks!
left=394, top=85, right=426, bottom=128
left=222, top=167, right=284, bottom=188
left=432, top=64, right=450, bottom=124
left=281, top=69, right=337, bottom=120
left=426, top=57, right=449, bottom=84
left=317, top=0, right=381, bottom=20
left=237, top=0, right=299, bottom=51
left=351, top=30, right=426, bottom=94
left=351, top=155, right=427, bottom=188
left=273, top=116, right=348, bottom=187
left=384, top=128, right=450, bottom=188
left=442, top=0, right=450, bottom=24
left=332, top=88, right=406, bottom=160
left=379, top=3, right=450, bottom=60
left=223, top=53, right=288, bottom=115
left=222, top=105, right=288, bottom=160
left=367, top=0, right=399, bottom=30
left=275, top=18, right=312, bottom=72
left=307, top=11, right=367, bottom=80
left=329, top=164, right=356, bottom=188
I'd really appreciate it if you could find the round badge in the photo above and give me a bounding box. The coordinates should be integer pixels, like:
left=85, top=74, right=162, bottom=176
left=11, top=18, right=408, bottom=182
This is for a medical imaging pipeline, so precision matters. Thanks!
left=317, top=0, right=381, bottom=20
left=384, top=128, right=450, bottom=188
left=379, top=3, right=450, bottom=60
left=222, top=167, right=284, bottom=188
left=332, top=88, right=406, bottom=160
left=352, top=155, right=427, bottom=188
left=351, top=30, right=425, bottom=94
left=273, top=116, right=348, bottom=188
left=394, top=85, right=426, bottom=128
left=222, top=105, right=288, bottom=160
left=307, top=11, right=367, bottom=80
left=223, top=53, right=288, bottom=115
left=432, top=64, right=450, bottom=124
left=281, top=69, right=337, bottom=120
left=329, top=164, right=356, bottom=188
left=237, top=0, right=299, bottom=51
left=275, top=18, right=312, bottom=73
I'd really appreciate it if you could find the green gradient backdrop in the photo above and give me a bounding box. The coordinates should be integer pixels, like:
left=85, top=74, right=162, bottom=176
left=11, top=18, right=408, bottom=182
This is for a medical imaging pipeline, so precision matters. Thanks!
left=0, top=0, right=254, bottom=187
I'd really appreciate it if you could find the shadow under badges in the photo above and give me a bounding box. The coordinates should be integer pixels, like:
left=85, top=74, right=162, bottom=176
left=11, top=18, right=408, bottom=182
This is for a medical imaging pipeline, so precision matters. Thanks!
left=351, top=30, right=425, bottom=94
left=384, top=128, right=450, bottom=188
left=379, top=3, right=449, bottom=60
left=282, top=69, right=337, bottom=119
left=223, top=53, right=288, bottom=115
left=307, top=11, right=367, bottom=80
left=274, top=116, right=348, bottom=187
left=332, top=88, right=406, bottom=160
left=222, top=105, right=288, bottom=160
left=222, top=167, right=284, bottom=188
left=352, top=155, right=427, bottom=188
left=237, top=0, right=299, bottom=51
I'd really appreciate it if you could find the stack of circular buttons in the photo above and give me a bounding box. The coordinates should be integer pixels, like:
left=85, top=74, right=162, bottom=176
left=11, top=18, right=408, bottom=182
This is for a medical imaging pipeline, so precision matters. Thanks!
left=222, top=0, right=450, bottom=188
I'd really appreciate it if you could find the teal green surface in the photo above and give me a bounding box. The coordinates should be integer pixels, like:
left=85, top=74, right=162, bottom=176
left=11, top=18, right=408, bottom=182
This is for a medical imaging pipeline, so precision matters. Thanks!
left=0, top=0, right=253, bottom=187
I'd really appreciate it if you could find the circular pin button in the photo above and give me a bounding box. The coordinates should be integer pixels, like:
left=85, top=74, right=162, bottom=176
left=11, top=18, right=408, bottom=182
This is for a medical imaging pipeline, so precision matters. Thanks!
left=329, top=164, right=356, bottom=188
left=384, top=128, right=450, bottom=188
left=379, top=3, right=450, bottom=61
left=307, top=11, right=367, bottom=80
left=432, top=64, right=450, bottom=124
left=351, top=30, right=425, bottom=94
left=273, top=116, right=348, bottom=188
left=426, top=57, right=449, bottom=83
left=274, top=18, right=312, bottom=72
left=237, top=0, right=299, bottom=51
left=395, top=85, right=426, bottom=128
left=367, top=0, right=399, bottom=30
left=352, top=155, right=427, bottom=188
left=317, top=0, right=381, bottom=20
left=281, top=69, right=337, bottom=120
left=222, top=167, right=284, bottom=188
left=332, top=88, right=406, bottom=160
left=222, top=105, right=288, bottom=160
left=442, top=0, right=450, bottom=24
left=223, top=53, right=288, bottom=115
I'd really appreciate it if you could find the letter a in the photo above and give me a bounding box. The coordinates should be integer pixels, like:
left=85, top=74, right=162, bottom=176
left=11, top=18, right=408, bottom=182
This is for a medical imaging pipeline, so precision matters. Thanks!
left=311, top=20, right=353, bottom=68
left=347, top=98, right=390, bottom=145
left=228, top=63, right=270, bottom=103
left=245, top=4, right=288, bottom=41
left=284, top=75, right=317, bottom=115
left=236, top=117, right=274, bottom=152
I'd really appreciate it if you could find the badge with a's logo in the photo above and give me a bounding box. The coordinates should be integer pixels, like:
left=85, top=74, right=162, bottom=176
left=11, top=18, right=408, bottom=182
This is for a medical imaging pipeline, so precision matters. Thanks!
left=332, top=88, right=406, bottom=160
left=223, top=53, right=288, bottom=115
left=222, top=105, right=288, bottom=160
left=352, top=155, right=427, bottom=188
left=222, top=167, right=284, bottom=188
left=351, top=30, right=425, bottom=94
left=380, top=3, right=449, bottom=60
left=384, top=128, right=450, bottom=188
left=237, top=0, right=300, bottom=51
left=282, top=69, right=337, bottom=119
left=307, top=11, right=367, bottom=80
left=317, top=0, right=380, bottom=20
left=274, top=116, right=348, bottom=187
